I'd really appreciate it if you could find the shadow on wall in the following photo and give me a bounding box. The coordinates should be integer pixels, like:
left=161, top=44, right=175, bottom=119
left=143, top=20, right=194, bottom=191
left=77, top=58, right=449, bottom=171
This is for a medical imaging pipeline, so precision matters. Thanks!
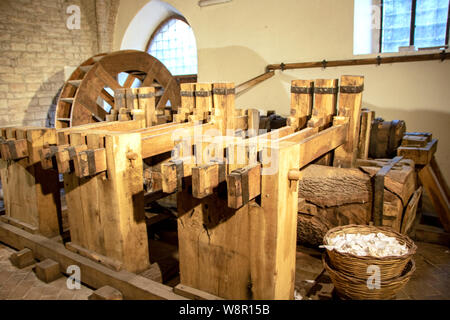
left=198, top=46, right=286, bottom=112
left=23, top=70, right=64, bottom=128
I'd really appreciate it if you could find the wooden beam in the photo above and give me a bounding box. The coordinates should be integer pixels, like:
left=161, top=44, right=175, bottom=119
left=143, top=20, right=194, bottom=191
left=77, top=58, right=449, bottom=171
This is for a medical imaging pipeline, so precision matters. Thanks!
left=419, top=164, right=450, bottom=232
left=0, top=221, right=186, bottom=300
left=235, top=71, right=274, bottom=96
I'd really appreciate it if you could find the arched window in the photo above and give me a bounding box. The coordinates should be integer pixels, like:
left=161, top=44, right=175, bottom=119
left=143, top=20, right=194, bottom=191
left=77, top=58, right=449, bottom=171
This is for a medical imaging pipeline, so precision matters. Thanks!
left=147, top=15, right=198, bottom=77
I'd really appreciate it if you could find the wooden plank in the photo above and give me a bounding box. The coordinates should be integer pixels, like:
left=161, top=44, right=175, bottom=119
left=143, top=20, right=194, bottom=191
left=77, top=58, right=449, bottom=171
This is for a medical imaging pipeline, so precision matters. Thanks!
left=419, top=164, right=450, bottom=232
left=174, top=284, right=224, bottom=300
left=141, top=123, right=216, bottom=159
left=249, top=142, right=300, bottom=299
left=401, top=187, right=423, bottom=235
left=333, top=75, right=364, bottom=168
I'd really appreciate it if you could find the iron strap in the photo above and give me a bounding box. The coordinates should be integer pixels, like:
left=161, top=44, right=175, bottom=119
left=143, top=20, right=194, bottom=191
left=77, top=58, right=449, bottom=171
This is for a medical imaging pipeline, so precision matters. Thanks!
left=195, top=91, right=212, bottom=97
left=7, top=140, right=17, bottom=160
left=340, top=85, right=364, bottom=94
left=86, top=150, right=96, bottom=176
left=212, top=88, right=235, bottom=95
left=291, top=86, right=313, bottom=94
left=180, top=91, right=194, bottom=97
left=138, top=93, right=155, bottom=99
left=314, top=87, right=338, bottom=94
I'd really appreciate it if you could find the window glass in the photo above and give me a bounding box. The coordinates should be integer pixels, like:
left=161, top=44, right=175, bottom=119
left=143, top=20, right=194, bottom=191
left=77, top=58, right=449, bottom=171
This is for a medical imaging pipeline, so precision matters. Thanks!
left=148, top=18, right=198, bottom=75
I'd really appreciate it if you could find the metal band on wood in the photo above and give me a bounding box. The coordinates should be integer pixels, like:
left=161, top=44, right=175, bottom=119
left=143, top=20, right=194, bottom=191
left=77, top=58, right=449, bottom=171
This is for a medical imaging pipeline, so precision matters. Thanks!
left=86, top=150, right=96, bottom=176
left=314, top=87, right=338, bottom=94
left=138, top=93, right=155, bottom=99
left=180, top=91, right=195, bottom=97
left=241, top=170, right=250, bottom=205
left=340, top=85, right=364, bottom=94
left=195, top=91, right=212, bottom=97
left=291, top=86, right=313, bottom=94
left=212, top=88, right=236, bottom=95
left=67, top=147, right=77, bottom=159
left=172, top=159, right=184, bottom=191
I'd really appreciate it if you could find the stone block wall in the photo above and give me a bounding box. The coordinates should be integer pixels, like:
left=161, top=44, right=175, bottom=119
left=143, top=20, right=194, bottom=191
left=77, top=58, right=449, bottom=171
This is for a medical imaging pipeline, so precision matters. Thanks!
left=0, top=0, right=101, bottom=127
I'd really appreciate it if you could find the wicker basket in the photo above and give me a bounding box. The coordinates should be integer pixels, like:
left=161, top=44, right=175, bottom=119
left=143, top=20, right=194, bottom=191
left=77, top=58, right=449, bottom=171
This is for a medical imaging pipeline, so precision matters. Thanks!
left=323, top=253, right=415, bottom=300
left=323, top=225, right=417, bottom=281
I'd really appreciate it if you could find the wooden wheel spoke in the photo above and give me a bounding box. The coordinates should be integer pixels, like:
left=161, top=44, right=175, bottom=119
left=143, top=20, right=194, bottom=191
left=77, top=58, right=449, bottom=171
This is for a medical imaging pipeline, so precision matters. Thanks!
left=100, top=89, right=115, bottom=110
left=142, top=60, right=158, bottom=87
left=123, top=73, right=136, bottom=88
left=95, top=65, right=122, bottom=91
left=156, top=79, right=173, bottom=110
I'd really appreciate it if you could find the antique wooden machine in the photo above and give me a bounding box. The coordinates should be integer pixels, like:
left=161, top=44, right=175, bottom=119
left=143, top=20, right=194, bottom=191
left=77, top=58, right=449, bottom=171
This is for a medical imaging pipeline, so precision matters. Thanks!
left=0, top=72, right=365, bottom=299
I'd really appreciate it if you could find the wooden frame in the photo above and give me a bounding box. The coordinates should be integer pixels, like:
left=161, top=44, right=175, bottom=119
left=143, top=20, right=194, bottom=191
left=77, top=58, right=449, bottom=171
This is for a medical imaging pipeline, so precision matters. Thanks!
left=0, top=76, right=364, bottom=300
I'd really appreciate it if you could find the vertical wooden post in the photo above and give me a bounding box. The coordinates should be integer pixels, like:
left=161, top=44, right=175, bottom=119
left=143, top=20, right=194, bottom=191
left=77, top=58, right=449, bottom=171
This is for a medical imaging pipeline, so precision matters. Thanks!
left=307, top=79, right=338, bottom=130
left=0, top=127, right=61, bottom=237
left=138, top=87, right=156, bottom=127
left=247, top=109, right=260, bottom=138
left=212, top=83, right=235, bottom=136
left=357, top=108, right=375, bottom=160
left=288, top=80, right=314, bottom=131
left=64, top=131, right=150, bottom=273
left=249, top=142, right=300, bottom=300
left=333, top=75, right=365, bottom=168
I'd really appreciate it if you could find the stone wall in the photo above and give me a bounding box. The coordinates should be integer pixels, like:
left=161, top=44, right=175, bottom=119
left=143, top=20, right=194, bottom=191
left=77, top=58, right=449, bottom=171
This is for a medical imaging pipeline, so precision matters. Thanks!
left=0, top=0, right=101, bottom=127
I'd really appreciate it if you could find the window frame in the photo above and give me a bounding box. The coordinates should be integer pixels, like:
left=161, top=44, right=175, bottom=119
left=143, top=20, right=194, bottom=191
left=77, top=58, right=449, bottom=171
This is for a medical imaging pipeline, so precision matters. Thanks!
left=145, top=14, right=198, bottom=82
left=379, top=0, right=450, bottom=53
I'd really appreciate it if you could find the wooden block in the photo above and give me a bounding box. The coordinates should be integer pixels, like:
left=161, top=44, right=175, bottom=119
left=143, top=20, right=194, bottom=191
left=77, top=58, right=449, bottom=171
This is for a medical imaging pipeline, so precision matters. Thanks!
left=118, top=113, right=131, bottom=121
left=105, top=114, right=117, bottom=122
left=73, top=148, right=107, bottom=178
left=34, top=259, right=62, bottom=283
left=0, top=139, right=29, bottom=160
left=398, top=139, right=438, bottom=165
left=89, top=286, right=123, bottom=300
left=161, top=161, right=180, bottom=194
left=227, top=163, right=261, bottom=209
left=192, top=160, right=226, bottom=199
left=55, top=145, right=87, bottom=174
left=114, top=88, right=127, bottom=111
left=9, top=248, right=35, bottom=269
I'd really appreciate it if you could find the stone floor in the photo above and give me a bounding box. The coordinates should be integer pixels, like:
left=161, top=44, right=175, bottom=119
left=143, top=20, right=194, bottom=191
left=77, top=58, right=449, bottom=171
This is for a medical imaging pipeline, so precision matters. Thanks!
left=295, top=241, right=450, bottom=300
left=0, top=243, right=93, bottom=300
left=1, top=239, right=448, bottom=300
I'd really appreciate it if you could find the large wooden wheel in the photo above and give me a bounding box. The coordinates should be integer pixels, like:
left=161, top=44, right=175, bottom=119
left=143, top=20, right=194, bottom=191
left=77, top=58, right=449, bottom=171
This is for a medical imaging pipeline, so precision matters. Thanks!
left=55, top=50, right=181, bottom=128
